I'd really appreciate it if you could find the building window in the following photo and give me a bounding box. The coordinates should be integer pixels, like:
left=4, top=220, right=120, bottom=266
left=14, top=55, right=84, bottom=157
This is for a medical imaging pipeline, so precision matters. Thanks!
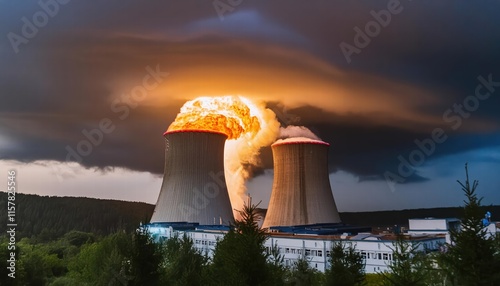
left=361, top=251, right=367, bottom=259
left=305, top=249, right=311, bottom=256
left=326, top=250, right=331, bottom=257
left=285, top=248, right=290, bottom=253
left=318, top=250, right=323, bottom=257
left=383, top=253, right=388, bottom=260
left=312, top=250, right=317, bottom=256
left=291, top=249, right=296, bottom=254
left=378, top=253, right=382, bottom=260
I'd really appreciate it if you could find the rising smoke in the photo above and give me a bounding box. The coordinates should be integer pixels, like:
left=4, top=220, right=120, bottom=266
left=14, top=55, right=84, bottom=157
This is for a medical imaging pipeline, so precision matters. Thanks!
left=278, top=125, right=321, bottom=140
left=274, top=125, right=323, bottom=144
left=224, top=100, right=280, bottom=217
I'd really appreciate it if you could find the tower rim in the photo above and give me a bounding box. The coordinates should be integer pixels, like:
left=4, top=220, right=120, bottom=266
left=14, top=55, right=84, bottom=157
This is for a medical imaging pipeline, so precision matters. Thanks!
left=163, top=129, right=229, bottom=137
left=272, top=140, right=330, bottom=147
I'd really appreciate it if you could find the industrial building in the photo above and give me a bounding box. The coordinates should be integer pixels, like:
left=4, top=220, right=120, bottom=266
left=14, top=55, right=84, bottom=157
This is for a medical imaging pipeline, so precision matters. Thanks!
left=145, top=128, right=497, bottom=273
left=147, top=221, right=446, bottom=274
left=408, top=218, right=461, bottom=244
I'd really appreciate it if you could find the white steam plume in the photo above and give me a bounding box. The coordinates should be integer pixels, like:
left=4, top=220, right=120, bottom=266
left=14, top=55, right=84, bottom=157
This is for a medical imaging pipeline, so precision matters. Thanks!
left=278, top=125, right=321, bottom=140
left=224, top=100, right=280, bottom=217
left=274, top=125, right=324, bottom=144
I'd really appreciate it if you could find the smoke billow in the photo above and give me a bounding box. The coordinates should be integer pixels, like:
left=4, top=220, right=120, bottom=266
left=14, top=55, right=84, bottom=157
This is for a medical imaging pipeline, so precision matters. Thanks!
left=274, top=125, right=324, bottom=144
left=278, top=125, right=320, bottom=140
left=224, top=100, right=280, bottom=216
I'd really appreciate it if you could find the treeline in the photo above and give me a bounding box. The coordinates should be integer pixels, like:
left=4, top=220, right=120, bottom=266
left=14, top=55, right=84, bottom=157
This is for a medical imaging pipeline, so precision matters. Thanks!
left=0, top=193, right=154, bottom=240
left=340, top=205, right=500, bottom=227
left=2, top=192, right=499, bottom=240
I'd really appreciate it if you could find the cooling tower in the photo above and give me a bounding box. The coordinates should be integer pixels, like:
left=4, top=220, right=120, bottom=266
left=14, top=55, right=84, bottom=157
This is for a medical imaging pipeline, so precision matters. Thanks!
left=262, top=140, right=341, bottom=228
left=150, top=130, right=234, bottom=225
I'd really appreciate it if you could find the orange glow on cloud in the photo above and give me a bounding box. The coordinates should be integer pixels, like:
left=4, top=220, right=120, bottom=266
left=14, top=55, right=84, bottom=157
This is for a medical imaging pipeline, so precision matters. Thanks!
left=136, top=40, right=447, bottom=132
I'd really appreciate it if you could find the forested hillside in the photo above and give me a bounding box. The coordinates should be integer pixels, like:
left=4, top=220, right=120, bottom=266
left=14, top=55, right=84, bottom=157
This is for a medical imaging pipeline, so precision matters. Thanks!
left=0, top=192, right=154, bottom=240
left=1, top=192, right=498, bottom=240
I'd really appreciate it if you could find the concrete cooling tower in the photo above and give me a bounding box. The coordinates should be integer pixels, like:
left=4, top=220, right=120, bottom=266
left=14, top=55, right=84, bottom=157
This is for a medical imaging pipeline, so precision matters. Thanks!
left=262, top=140, right=341, bottom=228
left=150, top=130, right=234, bottom=225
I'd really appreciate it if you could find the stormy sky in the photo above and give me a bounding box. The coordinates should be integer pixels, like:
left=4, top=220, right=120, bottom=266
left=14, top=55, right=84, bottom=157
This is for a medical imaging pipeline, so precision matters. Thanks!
left=1, top=1, right=499, bottom=211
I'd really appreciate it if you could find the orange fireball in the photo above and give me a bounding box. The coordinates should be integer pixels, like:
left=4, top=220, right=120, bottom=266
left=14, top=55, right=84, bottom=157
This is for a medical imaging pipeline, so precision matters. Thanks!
left=167, top=95, right=280, bottom=214
left=167, top=96, right=261, bottom=139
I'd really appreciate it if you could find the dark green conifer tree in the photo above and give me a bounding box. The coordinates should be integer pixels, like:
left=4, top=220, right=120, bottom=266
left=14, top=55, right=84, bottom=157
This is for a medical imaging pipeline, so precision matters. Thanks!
left=209, top=203, right=271, bottom=286
left=324, top=240, right=365, bottom=286
left=440, top=164, right=500, bottom=285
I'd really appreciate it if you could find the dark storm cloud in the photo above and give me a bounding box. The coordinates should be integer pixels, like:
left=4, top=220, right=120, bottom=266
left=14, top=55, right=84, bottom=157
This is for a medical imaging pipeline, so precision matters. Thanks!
left=283, top=106, right=500, bottom=183
left=1, top=0, right=499, bottom=183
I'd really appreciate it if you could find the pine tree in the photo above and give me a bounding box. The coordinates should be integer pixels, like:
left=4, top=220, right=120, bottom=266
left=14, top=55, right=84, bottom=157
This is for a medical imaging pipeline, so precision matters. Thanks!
left=267, top=242, right=287, bottom=286
left=381, top=236, right=430, bottom=286
left=287, top=255, right=322, bottom=286
left=208, top=203, right=271, bottom=286
left=324, top=240, right=365, bottom=286
left=440, top=164, right=500, bottom=285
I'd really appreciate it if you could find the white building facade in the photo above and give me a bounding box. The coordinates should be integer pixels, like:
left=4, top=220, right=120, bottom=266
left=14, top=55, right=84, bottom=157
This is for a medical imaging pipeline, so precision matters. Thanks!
left=147, top=222, right=445, bottom=274
left=408, top=217, right=499, bottom=244
left=408, top=218, right=460, bottom=244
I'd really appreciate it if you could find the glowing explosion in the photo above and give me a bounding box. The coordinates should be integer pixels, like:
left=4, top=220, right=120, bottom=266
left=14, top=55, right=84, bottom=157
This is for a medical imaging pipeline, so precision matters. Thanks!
left=168, top=96, right=261, bottom=139
left=168, top=96, right=280, bottom=215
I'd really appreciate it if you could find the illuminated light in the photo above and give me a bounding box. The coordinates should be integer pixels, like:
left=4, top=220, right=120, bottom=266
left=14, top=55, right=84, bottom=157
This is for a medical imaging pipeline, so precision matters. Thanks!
left=167, top=96, right=261, bottom=139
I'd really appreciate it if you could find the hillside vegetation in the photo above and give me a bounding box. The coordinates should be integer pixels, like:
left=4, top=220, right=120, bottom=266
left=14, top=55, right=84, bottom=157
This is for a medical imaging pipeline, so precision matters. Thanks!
left=0, top=192, right=153, bottom=240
